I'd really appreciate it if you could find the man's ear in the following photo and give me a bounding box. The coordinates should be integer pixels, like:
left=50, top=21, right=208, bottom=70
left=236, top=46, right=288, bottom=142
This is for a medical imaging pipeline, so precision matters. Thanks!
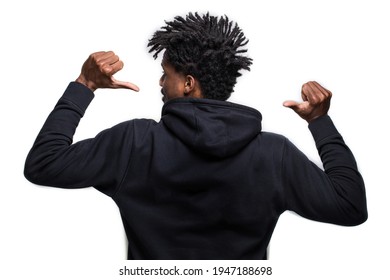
left=183, top=75, right=196, bottom=96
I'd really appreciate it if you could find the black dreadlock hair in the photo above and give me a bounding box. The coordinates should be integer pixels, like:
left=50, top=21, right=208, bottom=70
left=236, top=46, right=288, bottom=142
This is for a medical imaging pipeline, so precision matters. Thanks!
left=148, top=12, right=252, bottom=101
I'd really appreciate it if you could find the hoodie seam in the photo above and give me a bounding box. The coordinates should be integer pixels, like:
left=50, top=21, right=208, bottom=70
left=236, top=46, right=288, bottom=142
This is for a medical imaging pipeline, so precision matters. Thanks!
left=192, top=104, right=200, bottom=146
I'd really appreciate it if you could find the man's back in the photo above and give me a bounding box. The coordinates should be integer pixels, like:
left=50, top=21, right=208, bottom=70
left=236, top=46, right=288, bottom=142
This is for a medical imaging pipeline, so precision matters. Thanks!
left=108, top=98, right=281, bottom=259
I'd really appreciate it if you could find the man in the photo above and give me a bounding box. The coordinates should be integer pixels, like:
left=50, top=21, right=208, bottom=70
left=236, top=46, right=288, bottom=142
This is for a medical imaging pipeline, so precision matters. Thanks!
left=24, top=12, right=367, bottom=259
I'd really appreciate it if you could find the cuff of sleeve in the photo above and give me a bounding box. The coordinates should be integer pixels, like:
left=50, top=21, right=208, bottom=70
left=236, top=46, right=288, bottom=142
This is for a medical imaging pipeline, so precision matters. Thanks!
left=60, top=82, right=95, bottom=116
left=308, top=115, right=340, bottom=145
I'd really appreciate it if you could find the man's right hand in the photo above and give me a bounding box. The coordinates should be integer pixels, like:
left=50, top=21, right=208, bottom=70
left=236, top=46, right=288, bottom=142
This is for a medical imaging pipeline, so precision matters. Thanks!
left=76, top=51, right=140, bottom=92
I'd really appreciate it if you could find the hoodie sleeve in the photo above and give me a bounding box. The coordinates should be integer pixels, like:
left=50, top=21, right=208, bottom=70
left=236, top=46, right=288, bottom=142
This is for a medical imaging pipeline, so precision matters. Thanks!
left=281, top=115, right=367, bottom=226
left=24, top=82, right=134, bottom=197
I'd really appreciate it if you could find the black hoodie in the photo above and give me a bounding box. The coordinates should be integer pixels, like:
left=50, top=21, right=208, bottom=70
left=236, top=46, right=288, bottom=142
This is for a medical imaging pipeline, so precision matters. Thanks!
left=24, top=82, right=367, bottom=259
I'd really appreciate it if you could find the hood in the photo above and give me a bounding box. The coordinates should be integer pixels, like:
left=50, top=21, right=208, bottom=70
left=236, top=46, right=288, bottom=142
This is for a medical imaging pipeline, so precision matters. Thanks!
left=161, top=98, right=262, bottom=158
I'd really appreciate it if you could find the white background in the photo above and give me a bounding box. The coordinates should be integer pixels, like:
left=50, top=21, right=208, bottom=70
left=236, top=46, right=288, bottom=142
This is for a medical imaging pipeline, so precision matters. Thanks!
left=1, top=0, right=389, bottom=279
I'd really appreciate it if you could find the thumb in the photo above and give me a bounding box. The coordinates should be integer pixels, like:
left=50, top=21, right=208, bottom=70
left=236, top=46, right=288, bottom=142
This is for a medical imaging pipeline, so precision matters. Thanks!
left=283, top=100, right=300, bottom=109
left=111, top=77, right=140, bottom=92
left=283, top=100, right=312, bottom=122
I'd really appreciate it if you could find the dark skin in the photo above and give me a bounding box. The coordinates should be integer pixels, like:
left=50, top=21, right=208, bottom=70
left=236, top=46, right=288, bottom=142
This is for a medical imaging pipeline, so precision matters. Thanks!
left=76, top=51, right=139, bottom=92
left=76, top=51, right=332, bottom=123
left=283, top=81, right=332, bottom=123
left=159, top=57, right=203, bottom=103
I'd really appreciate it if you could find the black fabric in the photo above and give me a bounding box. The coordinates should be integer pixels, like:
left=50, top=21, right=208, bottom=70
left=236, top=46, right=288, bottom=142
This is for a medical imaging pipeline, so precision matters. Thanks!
left=25, top=82, right=367, bottom=259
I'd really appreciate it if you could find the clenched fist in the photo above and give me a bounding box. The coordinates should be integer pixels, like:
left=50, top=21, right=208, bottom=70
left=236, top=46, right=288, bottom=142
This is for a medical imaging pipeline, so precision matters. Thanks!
left=283, top=81, right=332, bottom=123
left=76, top=51, right=139, bottom=92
